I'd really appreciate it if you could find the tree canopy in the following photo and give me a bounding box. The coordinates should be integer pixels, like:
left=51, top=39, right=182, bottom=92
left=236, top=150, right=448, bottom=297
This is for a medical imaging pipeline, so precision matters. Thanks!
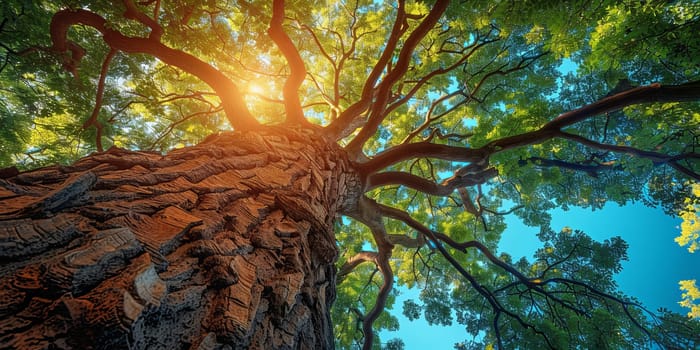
left=1, top=0, right=700, bottom=349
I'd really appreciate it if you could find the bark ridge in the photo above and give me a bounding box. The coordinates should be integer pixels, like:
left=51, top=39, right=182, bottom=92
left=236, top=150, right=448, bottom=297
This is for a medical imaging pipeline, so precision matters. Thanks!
left=0, top=127, right=359, bottom=350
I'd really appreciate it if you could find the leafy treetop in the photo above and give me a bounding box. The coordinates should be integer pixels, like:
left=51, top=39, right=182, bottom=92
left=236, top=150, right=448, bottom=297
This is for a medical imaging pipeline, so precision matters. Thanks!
left=1, top=0, right=700, bottom=349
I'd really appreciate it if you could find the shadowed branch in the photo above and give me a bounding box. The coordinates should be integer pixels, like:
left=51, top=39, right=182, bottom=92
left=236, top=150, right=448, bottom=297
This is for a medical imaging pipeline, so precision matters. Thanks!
left=344, top=0, right=450, bottom=156
left=324, top=0, right=408, bottom=140
left=338, top=251, right=378, bottom=281
left=343, top=197, right=396, bottom=350
left=376, top=203, right=657, bottom=349
left=365, top=167, right=497, bottom=195
left=83, top=48, right=117, bottom=152
left=557, top=131, right=700, bottom=180
left=359, top=81, right=700, bottom=176
left=544, top=81, right=700, bottom=130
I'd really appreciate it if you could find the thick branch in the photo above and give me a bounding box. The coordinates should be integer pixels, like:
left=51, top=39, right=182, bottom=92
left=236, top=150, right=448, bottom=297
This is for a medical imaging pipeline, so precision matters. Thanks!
left=458, top=187, right=480, bottom=215
left=123, top=0, right=163, bottom=40
left=338, top=251, right=378, bottom=280
left=360, top=141, right=490, bottom=175
left=84, top=48, right=117, bottom=152
left=558, top=131, right=700, bottom=180
left=386, top=233, right=425, bottom=248
left=344, top=197, right=395, bottom=350
left=367, top=171, right=450, bottom=195
left=361, top=127, right=560, bottom=175
left=521, top=156, right=622, bottom=177
left=361, top=81, right=700, bottom=175
left=366, top=167, right=497, bottom=195
left=50, top=9, right=259, bottom=130
left=545, top=81, right=700, bottom=130
left=345, top=0, right=451, bottom=155
left=267, top=0, right=310, bottom=126
left=324, top=0, right=408, bottom=140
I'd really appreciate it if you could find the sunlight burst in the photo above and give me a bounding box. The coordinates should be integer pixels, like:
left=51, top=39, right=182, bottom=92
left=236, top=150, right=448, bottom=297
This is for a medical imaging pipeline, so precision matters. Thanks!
left=247, top=82, right=265, bottom=95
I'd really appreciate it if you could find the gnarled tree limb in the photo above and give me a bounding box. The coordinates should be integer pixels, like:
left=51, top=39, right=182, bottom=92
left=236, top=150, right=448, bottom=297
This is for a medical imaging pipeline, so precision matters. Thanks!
left=344, top=0, right=451, bottom=156
left=359, top=82, right=700, bottom=176
left=344, top=196, right=395, bottom=350
left=325, top=0, right=408, bottom=140
left=83, top=48, right=117, bottom=152
left=365, top=167, right=497, bottom=196
left=268, top=0, right=311, bottom=127
left=557, top=131, right=700, bottom=180
left=376, top=202, right=656, bottom=349
left=49, top=8, right=259, bottom=130
left=338, top=251, right=379, bottom=281
left=544, top=81, right=700, bottom=130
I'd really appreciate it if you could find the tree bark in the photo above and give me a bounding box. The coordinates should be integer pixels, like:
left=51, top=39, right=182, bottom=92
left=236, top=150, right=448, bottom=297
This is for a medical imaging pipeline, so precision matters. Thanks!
left=0, top=127, right=360, bottom=350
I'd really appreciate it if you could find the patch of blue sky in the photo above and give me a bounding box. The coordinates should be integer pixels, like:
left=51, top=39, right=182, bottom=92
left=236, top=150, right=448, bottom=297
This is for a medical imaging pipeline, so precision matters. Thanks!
left=381, top=204, right=698, bottom=349
left=377, top=56, right=698, bottom=350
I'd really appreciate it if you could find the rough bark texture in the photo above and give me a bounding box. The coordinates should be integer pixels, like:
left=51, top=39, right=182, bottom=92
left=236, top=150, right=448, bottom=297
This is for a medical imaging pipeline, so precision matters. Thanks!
left=0, top=127, right=360, bottom=349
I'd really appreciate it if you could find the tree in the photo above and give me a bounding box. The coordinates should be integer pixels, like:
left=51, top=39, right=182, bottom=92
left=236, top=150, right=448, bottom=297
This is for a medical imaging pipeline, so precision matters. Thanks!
left=1, top=0, right=699, bottom=349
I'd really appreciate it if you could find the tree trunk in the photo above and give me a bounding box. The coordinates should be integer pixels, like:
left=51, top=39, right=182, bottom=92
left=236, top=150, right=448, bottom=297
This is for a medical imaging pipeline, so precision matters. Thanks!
left=0, top=127, right=360, bottom=350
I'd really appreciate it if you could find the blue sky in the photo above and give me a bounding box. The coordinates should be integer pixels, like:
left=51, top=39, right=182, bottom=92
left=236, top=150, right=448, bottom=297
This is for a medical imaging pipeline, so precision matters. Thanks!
left=375, top=56, right=700, bottom=349
left=381, top=202, right=699, bottom=349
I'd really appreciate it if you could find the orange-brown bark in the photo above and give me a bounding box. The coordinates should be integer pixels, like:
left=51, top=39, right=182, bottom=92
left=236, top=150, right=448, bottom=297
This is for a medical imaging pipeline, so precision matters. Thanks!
left=268, top=0, right=309, bottom=127
left=0, top=127, right=360, bottom=349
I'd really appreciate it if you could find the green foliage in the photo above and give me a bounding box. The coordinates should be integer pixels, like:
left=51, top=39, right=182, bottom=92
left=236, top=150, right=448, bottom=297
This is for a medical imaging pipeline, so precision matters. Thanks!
left=676, top=183, right=700, bottom=254
left=382, top=338, right=404, bottom=350
left=587, top=1, right=700, bottom=83
left=652, top=308, right=700, bottom=348
left=1, top=0, right=699, bottom=349
left=401, top=299, right=421, bottom=321
left=0, top=1, right=81, bottom=167
left=679, top=280, right=700, bottom=318
left=444, top=229, right=645, bottom=349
